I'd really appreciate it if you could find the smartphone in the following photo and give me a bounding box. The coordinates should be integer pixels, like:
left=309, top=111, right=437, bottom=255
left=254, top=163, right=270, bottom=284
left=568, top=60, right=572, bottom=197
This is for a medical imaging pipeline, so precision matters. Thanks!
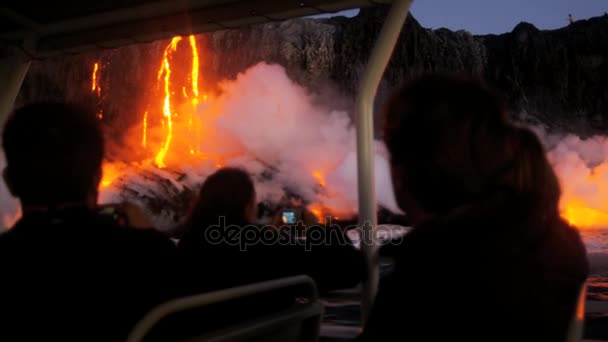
left=281, top=210, right=297, bottom=225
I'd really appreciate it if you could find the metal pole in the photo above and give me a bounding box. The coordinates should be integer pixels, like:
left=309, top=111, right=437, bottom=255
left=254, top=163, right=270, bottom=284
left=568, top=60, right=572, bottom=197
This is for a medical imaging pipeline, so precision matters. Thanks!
left=0, top=45, right=31, bottom=231
left=0, top=48, right=31, bottom=124
left=356, top=0, right=412, bottom=323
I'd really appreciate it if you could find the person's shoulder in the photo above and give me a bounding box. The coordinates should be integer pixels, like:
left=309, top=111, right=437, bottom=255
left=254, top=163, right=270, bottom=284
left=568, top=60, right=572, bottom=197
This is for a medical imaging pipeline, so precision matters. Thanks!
left=549, top=218, right=588, bottom=263
left=114, top=224, right=175, bottom=248
left=559, top=219, right=585, bottom=243
left=89, top=219, right=176, bottom=254
left=0, top=222, right=30, bottom=249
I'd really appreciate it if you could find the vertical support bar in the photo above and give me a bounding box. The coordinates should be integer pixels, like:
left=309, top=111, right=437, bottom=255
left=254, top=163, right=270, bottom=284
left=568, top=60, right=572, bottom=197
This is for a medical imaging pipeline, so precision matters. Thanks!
left=0, top=48, right=31, bottom=124
left=565, top=284, right=586, bottom=342
left=0, top=46, right=31, bottom=231
left=356, top=0, right=412, bottom=323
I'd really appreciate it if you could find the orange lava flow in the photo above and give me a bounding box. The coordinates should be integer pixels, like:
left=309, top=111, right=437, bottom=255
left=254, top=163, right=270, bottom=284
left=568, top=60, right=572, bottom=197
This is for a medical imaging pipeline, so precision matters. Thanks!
left=312, top=171, right=326, bottom=188
left=560, top=163, right=608, bottom=230
left=154, top=37, right=181, bottom=168
left=189, top=35, right=200, bottom=102
left=562, top=205, right=608, bottom=230
left=188, top=35, right=200, bottom=154
left=91, top=62, right=100, bottom=95
left=91, top=62, right=103, bottom=120
left=142, top=111, right=148, bottom=149
left=100, top=162, right=122, bottom=188
left=308, top=203, right=325, bottom=224
left=94, top=35, right=608, bottom=232
left=151, top=35, right=202, bottom=168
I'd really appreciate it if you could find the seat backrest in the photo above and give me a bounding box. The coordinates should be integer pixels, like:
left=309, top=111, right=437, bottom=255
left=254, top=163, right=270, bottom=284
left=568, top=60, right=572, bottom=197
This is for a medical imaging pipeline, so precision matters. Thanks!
left=565, top=283, right=587, bottom=342
left=126, top=275, right=323, bottom=342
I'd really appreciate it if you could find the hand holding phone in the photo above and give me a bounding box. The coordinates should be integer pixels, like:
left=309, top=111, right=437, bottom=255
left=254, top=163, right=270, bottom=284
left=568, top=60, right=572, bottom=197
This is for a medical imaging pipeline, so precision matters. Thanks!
left=281, top=210, right=297, bottom=225
left=97, top=202, right=153, bottom=229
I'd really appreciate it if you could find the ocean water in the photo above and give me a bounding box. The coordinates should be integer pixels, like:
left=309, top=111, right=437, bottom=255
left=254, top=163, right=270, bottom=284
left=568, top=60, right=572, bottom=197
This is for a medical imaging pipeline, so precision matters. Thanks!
left=582, top=230, right=608, bottom=255
left=582, top=230, right=608, bottom=302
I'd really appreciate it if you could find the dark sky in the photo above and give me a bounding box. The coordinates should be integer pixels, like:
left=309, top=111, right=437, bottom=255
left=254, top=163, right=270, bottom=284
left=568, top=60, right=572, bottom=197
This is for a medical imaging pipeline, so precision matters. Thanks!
left=319, top=1, right=608, bottom=34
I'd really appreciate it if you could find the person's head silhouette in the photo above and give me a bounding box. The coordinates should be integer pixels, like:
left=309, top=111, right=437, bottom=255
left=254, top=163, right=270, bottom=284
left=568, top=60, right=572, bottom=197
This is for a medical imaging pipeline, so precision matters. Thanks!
left=189, top=167, right=257, bottom=226
left=2, top=102, right=104, bottom=210
left=383, top=74, right=560, bottom=225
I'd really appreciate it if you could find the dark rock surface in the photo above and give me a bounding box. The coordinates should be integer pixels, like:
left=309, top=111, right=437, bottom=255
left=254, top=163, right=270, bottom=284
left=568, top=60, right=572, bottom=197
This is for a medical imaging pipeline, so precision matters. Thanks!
left=16, top=7, right=608, bottom=135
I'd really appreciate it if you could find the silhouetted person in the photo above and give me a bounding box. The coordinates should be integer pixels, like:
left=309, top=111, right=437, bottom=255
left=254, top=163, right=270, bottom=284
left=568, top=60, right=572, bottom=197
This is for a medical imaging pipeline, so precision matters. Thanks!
left=178, top=167, right=363, bottom=294
left=360, top=75, right=588, bottom=341
left=569, top=14, right=574, bottom=24
left=0, top=103, right=179, bottom=341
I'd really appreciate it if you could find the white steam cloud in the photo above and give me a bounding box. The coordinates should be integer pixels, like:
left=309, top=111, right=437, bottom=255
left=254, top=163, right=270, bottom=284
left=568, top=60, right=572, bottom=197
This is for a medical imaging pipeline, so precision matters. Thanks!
left=198, top=62, right=401, bottom=217
left=534, top=127, right=608, bottom=230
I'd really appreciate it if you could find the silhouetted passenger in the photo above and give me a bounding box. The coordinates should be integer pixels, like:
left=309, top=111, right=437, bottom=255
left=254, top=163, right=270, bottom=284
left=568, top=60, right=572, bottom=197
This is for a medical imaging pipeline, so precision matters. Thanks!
left=178, top=167, right=363, bottom=294
left=0, top=103, right=178, bottom=341
left=360, top=75, right=588, bottom=341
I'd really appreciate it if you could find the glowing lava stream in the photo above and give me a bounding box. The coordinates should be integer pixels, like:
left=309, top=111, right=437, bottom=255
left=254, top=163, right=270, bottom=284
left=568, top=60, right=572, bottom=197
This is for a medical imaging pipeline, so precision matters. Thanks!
left=91, top=62, right=103, bottom=119
left=91, top=62, right=100, bottom=94
left=94, top=35, right=608, bottom=230
left=142, top=111, right=148, bottom=149
left=154, top=37, right=181, bottom=168
left=562, top=205, right=608, bottom=230
left=152, top=35, right=201, bottom=168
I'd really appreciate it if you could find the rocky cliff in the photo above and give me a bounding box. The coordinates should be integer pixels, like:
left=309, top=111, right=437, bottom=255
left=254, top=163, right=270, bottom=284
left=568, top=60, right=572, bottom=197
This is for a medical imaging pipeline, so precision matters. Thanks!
left=16, top=6, right=608, bottom=136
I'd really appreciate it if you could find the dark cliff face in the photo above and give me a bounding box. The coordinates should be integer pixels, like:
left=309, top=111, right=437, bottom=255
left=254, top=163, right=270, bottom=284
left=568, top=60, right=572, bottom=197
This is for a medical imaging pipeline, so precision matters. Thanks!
left=482, top=18, right=608, bottom=135
left=16, top=7, right=608, bottom=136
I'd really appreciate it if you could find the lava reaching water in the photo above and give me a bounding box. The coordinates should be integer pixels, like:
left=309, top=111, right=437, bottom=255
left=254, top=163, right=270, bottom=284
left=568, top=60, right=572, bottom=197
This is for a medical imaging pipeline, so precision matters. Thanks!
left=148, top=35, right=205, bottom=168
left=87, top=35, right=608, bottom=231
left=97, top=35, right=209, bottom=190
left=93, top=36, right=370, bottom=225
left=547, top=139, right=608, bottom=231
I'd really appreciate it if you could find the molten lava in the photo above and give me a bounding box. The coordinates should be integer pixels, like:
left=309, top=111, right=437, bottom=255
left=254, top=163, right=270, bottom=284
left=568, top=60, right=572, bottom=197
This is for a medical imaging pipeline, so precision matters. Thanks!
left=91, top=62, right=101, bottom=95
left=559, top=162, right=608, bottom=230
left=149, top=35, right=203, bottom=168
left=154, top=37, right=181, bottom=168
left=100, top=162, right=122, bottom=188
left=91, top=62, right=103, bottom=120
left=91, top=34, right=608, bottom=231
left=142, top=111, right=148, bottom=149
left=308, top=202, right=325, bottom=224
left=562, top=205, right=608, bottom=230
left=98, top=34, right=206, bottom=189
left=313, top=171, right=326, bottom=188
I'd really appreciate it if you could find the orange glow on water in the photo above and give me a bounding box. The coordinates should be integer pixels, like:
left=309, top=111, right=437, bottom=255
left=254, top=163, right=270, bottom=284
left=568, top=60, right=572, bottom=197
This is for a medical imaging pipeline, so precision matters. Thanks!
left=559, top=162, right=608, bottom=230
